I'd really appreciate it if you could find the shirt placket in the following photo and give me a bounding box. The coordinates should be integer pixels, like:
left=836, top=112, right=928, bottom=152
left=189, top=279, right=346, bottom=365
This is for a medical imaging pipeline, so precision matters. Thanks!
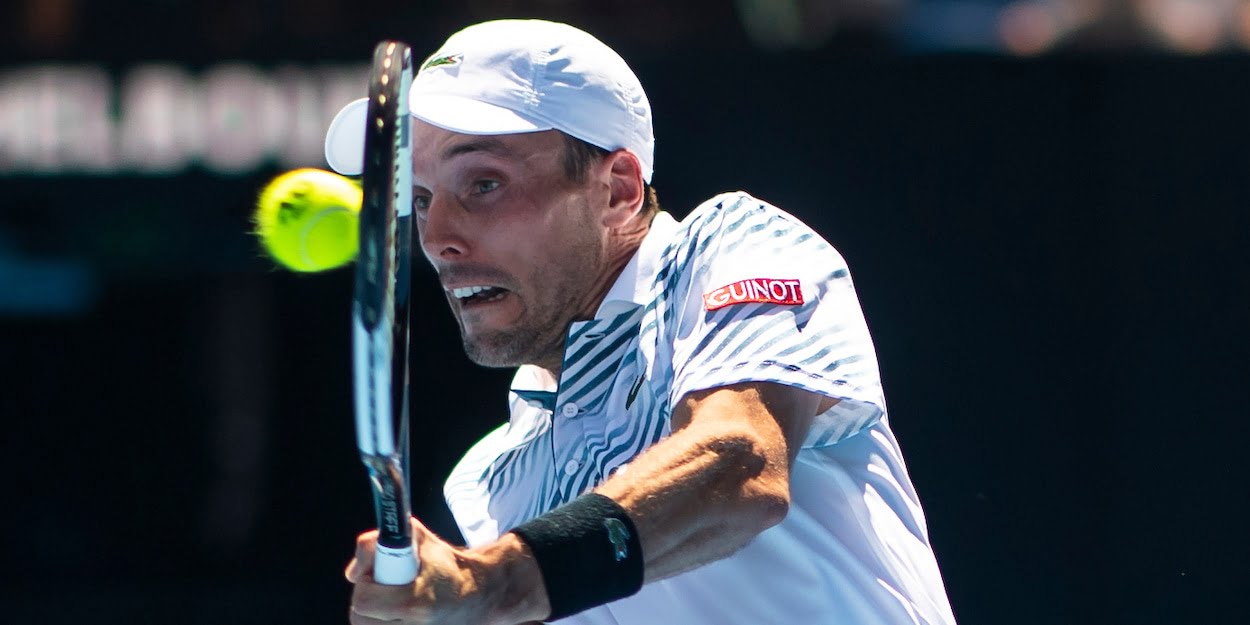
left=550, top=318, right=604, bottom=501
left=549, top=308, right=642, bottom=503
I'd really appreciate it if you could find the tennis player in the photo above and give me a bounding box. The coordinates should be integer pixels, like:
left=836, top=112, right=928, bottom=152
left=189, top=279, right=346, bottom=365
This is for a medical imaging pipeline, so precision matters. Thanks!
left=328, top=19, right=958, bottom=625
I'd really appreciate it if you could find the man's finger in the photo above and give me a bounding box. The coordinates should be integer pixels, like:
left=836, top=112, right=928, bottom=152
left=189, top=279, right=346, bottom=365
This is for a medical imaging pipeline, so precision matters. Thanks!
left=350, top=605, right=406, bottom=625
left=351, top=580, right=417, bottom=622
left=409, top=515, right=432, bottom=547
left=346, top=529, right=379, bottom=583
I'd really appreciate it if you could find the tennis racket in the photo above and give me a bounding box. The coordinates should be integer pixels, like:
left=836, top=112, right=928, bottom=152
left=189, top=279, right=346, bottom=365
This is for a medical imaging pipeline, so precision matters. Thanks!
left=352, top=40, right=417, bottom=585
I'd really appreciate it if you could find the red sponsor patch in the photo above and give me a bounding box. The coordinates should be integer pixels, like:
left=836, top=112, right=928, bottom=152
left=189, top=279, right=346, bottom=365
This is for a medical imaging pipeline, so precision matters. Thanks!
left=703, top=278, right=804, bottom=311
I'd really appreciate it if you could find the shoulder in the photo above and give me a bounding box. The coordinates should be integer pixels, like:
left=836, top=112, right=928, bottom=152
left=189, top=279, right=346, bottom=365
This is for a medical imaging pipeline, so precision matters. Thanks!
left=660, top=192, right=839, bottom=287
left=681, top=191, right=811, bottom=224
left=672, top=191, right=830, bottom=256
left=676, top=191, right=783, bottom=234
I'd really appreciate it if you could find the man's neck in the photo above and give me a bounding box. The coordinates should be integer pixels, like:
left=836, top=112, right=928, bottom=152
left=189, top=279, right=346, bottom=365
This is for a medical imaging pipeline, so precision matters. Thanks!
left=535, top=213, right=654, bottom=379
left=533, top=245, right=636, bottom=380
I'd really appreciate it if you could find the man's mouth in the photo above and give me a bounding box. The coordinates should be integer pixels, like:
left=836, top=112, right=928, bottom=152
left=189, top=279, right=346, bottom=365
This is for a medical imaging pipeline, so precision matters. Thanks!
left=449, top=285, right=509, bottom=305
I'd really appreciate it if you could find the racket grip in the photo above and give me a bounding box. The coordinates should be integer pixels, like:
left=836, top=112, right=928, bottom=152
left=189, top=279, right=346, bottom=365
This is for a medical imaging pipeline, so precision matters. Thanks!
left=373, top=543, right=418, bottom=585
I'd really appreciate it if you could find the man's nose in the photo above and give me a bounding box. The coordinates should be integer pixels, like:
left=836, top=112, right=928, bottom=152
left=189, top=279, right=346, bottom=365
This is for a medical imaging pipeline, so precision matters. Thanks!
left=418, top=193, right=469, bottom=261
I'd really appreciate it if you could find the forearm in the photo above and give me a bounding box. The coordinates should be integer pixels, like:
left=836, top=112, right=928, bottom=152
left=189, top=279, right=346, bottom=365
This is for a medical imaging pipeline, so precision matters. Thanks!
left=595, top=400, right=797, bottom=582
left=482, top=383, right=817, bottom=622
left=346, top=426, right=789, bottom=625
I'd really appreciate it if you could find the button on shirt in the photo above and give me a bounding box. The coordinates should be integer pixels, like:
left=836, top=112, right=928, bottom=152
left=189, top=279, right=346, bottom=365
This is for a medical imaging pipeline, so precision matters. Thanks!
left=444, top=192, right=957, bottom=625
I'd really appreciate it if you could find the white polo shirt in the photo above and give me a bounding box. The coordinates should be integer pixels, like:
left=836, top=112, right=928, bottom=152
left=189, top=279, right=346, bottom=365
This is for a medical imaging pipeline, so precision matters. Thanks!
left=445, top=192, right=957, bottom=625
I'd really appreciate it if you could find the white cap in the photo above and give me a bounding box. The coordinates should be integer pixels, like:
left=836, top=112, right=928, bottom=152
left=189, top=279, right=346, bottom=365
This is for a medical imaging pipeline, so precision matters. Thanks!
left=324, top=19, right=655, bottom=183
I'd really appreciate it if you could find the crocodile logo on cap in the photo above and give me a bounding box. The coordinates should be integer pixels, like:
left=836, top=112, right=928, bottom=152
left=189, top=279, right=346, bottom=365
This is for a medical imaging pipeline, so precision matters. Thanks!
left=420, top=53, right=462, bottom=72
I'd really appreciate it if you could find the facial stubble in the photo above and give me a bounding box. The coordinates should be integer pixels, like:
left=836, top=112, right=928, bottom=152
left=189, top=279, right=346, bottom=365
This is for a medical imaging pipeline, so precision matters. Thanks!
left=458, top=205, right=605, bottom=371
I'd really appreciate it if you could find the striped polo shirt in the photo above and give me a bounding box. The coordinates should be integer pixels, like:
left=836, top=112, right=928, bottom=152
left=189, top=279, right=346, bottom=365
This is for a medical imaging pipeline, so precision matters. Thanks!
left=445, top=192, right=957, bottom=625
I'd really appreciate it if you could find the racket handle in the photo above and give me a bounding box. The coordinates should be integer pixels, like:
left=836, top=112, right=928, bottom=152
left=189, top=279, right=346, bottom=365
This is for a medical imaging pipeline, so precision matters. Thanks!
left=373, top=543, right=418, bottom=585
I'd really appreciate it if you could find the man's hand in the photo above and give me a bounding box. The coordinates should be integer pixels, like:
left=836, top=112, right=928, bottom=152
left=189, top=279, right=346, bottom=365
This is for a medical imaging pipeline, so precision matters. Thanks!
left=346, top=517, right=550, bottom=625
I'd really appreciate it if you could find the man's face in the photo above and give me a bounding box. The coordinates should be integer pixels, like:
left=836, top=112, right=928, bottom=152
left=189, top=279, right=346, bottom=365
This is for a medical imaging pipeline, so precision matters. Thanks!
left=411, top=121, right=611, bottom=370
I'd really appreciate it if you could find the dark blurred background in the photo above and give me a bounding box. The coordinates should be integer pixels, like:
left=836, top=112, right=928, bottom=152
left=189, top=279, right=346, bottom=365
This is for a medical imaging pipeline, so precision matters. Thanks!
left=3, top=0, right=1248, bottom=623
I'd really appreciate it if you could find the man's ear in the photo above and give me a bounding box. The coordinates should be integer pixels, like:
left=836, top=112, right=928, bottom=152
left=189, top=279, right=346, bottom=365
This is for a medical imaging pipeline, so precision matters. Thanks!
left=602, top=149, right=645, bottom=228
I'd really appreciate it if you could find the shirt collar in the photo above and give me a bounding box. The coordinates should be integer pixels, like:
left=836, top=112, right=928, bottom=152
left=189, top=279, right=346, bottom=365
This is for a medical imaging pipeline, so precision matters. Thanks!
left=594, top=210, right=679, bottom=318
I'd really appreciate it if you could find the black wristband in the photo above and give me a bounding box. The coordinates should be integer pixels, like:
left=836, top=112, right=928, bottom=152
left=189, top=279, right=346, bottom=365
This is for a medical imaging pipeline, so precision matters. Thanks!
left=510, top=493, right=644, bottom=620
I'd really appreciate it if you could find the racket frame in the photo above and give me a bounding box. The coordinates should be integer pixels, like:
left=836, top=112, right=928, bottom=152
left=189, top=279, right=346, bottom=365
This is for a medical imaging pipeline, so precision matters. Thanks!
left=352, top=40, right=416, bottom=586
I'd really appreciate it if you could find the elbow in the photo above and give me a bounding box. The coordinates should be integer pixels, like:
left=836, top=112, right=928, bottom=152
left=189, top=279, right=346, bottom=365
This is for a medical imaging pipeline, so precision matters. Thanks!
left=702, top=431, right=792, bottom=532
left=761, top=489, right=791, bottom=528
left=745, top=483, right=790, bottom=532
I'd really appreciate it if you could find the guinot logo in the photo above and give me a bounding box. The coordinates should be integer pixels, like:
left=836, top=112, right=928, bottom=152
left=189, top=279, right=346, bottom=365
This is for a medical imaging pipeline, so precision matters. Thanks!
left=703, top=278, right=803, bottom=311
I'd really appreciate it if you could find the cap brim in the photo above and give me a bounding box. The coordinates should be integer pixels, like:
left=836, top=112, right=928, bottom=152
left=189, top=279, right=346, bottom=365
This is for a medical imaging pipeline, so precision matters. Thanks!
left=324, top=94, right=552, bottom=177
left=324, top=98, right=368, bottom=176
left=410, top=94, right=550, bottom=136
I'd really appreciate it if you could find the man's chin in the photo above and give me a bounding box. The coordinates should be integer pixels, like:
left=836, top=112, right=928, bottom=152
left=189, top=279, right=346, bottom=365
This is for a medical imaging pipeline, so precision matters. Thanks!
left=461, top=334, right=526, bottom=369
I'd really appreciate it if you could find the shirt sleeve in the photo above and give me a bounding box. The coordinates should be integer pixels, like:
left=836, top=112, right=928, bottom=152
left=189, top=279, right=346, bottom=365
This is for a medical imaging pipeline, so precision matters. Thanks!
left=667, top=193, right=885, bottom=448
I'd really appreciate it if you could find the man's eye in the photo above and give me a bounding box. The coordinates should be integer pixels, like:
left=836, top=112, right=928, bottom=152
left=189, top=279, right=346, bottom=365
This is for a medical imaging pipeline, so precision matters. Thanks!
left=413, top=195, right=431, bottom=211
left=473, top=180, right=500, bottom=194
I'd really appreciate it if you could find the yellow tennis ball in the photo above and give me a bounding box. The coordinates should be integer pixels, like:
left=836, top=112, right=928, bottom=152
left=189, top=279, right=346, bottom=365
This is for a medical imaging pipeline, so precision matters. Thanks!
left=254, top=168, right=362, bottom=272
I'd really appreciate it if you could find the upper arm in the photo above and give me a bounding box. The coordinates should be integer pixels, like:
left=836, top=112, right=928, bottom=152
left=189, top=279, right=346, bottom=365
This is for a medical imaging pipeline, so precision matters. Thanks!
left=671, top=381, right=838, bottom=469
left=667, top=196, right=885, bottom=451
